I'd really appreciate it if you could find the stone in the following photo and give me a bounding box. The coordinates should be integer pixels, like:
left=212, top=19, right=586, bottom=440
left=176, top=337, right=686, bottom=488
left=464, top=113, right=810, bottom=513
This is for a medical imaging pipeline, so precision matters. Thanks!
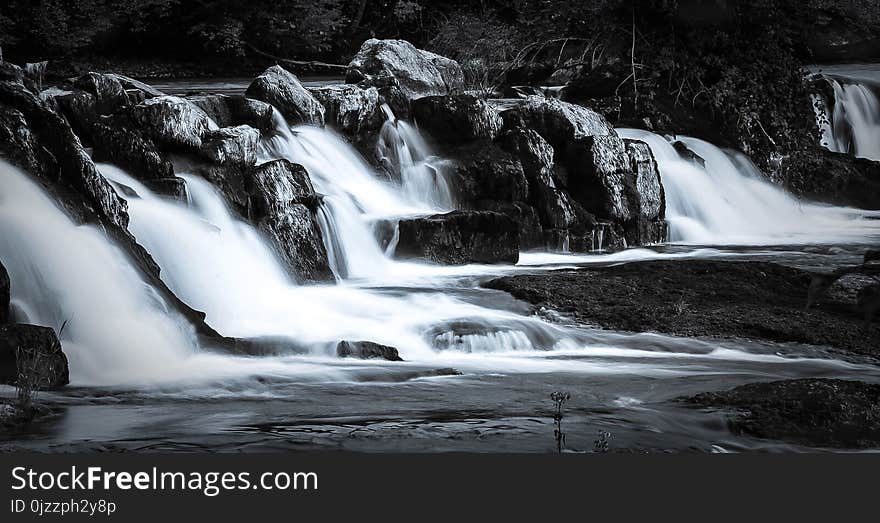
left=336, top=340, right=402, bottom=361
left=412, top=94, right=502, bottom=144
left=0, top=324, right=69, bottom=390
left=395, top=210, right=519, bottom=265
left=246, top=66, right=324, bottom=126
left=130, top=95, right=214, bottom=149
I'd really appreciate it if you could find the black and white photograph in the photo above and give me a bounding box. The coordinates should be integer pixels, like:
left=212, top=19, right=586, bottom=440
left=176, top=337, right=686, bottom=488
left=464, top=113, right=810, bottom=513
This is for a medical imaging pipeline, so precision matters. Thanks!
left=0, top=0, right=879, bottom=514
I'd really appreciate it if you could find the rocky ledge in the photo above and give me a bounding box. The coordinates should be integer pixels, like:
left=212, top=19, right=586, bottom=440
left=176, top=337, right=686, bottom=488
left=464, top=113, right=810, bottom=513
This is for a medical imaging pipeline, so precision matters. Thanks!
left=484, top=259, right=880, bottom=356
left=682, top=378, right=880, bottom=448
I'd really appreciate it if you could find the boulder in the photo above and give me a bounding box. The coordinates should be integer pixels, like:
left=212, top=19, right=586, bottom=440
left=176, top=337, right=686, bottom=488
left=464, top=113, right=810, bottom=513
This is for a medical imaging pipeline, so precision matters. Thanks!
left=130, top=95, right=214, bottom=149
left=52, top=89, right=98, bottom=139
left=188, top=94, right=231, bottom=127
left=227, top=96, right=275, bottom=133
left=145, top=177, right=187, bottom=201
left=565, top=135, right=634, bottom=223
left=0, top=324, right=69, bottom=390
left=105, top=73, right=165, bottom=99
left=500, top=96, right=614, bottom=148
left=497, top=127, right=578, bottom=230
left=347, top=39, right=464, bottom=100
left=624, top=139, right=666, bottom=245
left=776, top=149, right=880, bottom=209
left=412, top=94, right=502, bottom=144
left=336, top=340, right=402, bottom=361
left=451, top=142, right=529, bottom=205
left=90, top=116, right=175, bottom=182
left=246, top=66, right=324, bottom=126
left=199, top=125, right=259, bottom=167
left=395, top=210, right=519, bottom=265
left=73, top=72, right=130, bottom=116
left=310, top=84, right=381, bottom=136
left=248, top=160, right=332, bottom=282
left=0, top=261, right=9, bottom=325
left=684, top=378, right=880, bottom=449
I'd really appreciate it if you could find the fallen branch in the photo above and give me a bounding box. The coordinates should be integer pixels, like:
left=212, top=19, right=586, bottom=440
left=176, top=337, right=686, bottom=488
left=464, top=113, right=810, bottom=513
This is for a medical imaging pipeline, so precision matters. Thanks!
left=244, top=43, right=347, bottom=73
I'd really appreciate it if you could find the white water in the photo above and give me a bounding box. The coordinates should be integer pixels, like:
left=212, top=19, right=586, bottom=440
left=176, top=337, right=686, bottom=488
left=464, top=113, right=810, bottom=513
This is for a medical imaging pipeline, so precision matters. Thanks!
left=258, top=109, right=452, bottom=279
left=98, top=163, right=576, bottom=361
left=0, top=161, right=200, bottom=385
left=616, top=128, right=880, bottom=244
left=820, top=77, right=880, bottom=160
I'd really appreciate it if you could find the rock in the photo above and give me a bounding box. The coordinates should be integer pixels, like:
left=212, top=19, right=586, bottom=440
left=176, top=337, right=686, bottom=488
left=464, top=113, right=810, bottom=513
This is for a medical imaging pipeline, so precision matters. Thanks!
left=500, top=96, right=615, bottom=148
left=776, top=149, right=880, bottom=209
left=480, top=201, right=545, bottom=250
left=450, top=141, right=529, bottom=206
left=90, top=116, right=175, bottom=182
left=246, top=66, right=324, bottom=126
left=145, top=177, right=187, bottom=201
left=199, top=125, right=259, bottom=167
left=130, top=95, right=213, bottom=149
left=0, top=62, right=24, bottom=85
left=0, top=261, right=9, bottom=325
left=565, top=135, right=633, bottom=223
left=484, top=260, right=880, bottom=355
left=310, top=84, right=381, bottom=136
left=188, top=94, right=231, bottom=127
left=73, top=72, right=129, bottom=116
left=227, top=96, right=275, bottom=133
left=672, top=140, right=706, bottom=167
left=105, top=74, right=165, bottom=99
left=624, top=139, right=666, bottom=244
left=412, top=94, right=502, bottom=144
left=684, top=379, right=880, bottom=448
left=347, top=39, right=465, bottom=100
left=497, top=127, right=579, bottom=231
left=53, top=90, right=98, bottom=139
left=395, top=211, right=519, bottom=265
left=336, top=340, right=402, bottom=361
left=0, top=80, right=129, bottom=230
left=248, top=160, right=332, bottom=282
left=0, top=324, right=69, bottom=390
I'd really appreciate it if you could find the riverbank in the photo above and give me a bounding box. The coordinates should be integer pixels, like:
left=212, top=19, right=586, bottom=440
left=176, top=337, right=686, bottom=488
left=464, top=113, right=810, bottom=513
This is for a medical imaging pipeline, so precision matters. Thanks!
left=484, top=259, right=880, bottom=357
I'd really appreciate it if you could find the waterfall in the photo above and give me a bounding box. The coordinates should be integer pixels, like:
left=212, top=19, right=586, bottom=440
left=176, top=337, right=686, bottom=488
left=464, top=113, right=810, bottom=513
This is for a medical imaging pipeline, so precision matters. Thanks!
left=617, top=129, right=880, bottom=244
left=820, top=77, right=880, bottom=161
left=0, top=160, right=199, bottom=385
left=376, top=104, right=455, bottom=210
left=257, top=108, right=451, bottom=279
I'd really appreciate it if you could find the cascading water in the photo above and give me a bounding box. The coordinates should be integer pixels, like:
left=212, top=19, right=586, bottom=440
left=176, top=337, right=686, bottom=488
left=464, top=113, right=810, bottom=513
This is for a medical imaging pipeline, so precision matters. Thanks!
left=0, top=161, right=199, bottom=385
left=617, top=129, right=880, bottom=244
left=818, top=75, right=880, bottom=161
left=258, top=109, right=453, bottom=279
left=376, top=104, right=455, bottom=210
left=98, top=163, right=571, bottom=358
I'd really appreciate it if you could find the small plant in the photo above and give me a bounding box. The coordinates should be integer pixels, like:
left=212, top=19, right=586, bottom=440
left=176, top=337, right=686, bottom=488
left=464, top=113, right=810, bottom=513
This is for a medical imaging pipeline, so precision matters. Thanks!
left=14, top=346, right=47, bottom=417
left=594, top=430, right=612, bottom=453
left=673, top=295, right=689, bottom=316
left=550, top=391, right=570, bottom=453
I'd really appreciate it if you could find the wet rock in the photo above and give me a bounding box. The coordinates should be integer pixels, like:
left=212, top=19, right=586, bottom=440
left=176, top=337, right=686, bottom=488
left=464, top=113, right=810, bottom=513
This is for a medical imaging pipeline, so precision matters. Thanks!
left=396, top=210, right=519, bottom=265
left=310, top=84, right=381, bottom=136
left=412, top=94, right=502, bottom=144
left=105, top=74, right=165, bottom=99
left=188, top=94, right=231, bottom=127
left=0, top=261, right=8, bottom=325
left=497, top=127, right=579, bottom=231
left=0, top=80, right=129, bottom=230
left=199, top=125, right=259, bottom=167
left=565, top=135, right=633, bottom=223
left=130, top=95, right=213, bottom=149
left=227, top=96, right=275, bottom=133
left=0, top=324, right=69, bottom=390
left=624, top=139, right=666, bottom=244
left=0, top=62, right=24, bottom=85
left=53, top=90, right=98, bottom=138
left=480, top=201, right=545, bottom=250
left=672, top=140, right=706, bottom=167
left=73, top=72, right=129, bottom=116
left=347, top=39, right=465, bottom=100
left=336, top=340, right=402, bottom=361
left=500, top=96, right=615, bottom=148
left=90, top=116, right=175, bottom=182
left=684, top=379, right=880, bottom=448
left=145, top=177, right=187, bottom=201
left=451, top=141, right=529, bottom=205
left=776, top=148, right=880, bottom=209
left=246, top=65, right=324, bottom=126
left=485, top=260, right=880, bottom=355
left=248, top=159, right=332, bottom=282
